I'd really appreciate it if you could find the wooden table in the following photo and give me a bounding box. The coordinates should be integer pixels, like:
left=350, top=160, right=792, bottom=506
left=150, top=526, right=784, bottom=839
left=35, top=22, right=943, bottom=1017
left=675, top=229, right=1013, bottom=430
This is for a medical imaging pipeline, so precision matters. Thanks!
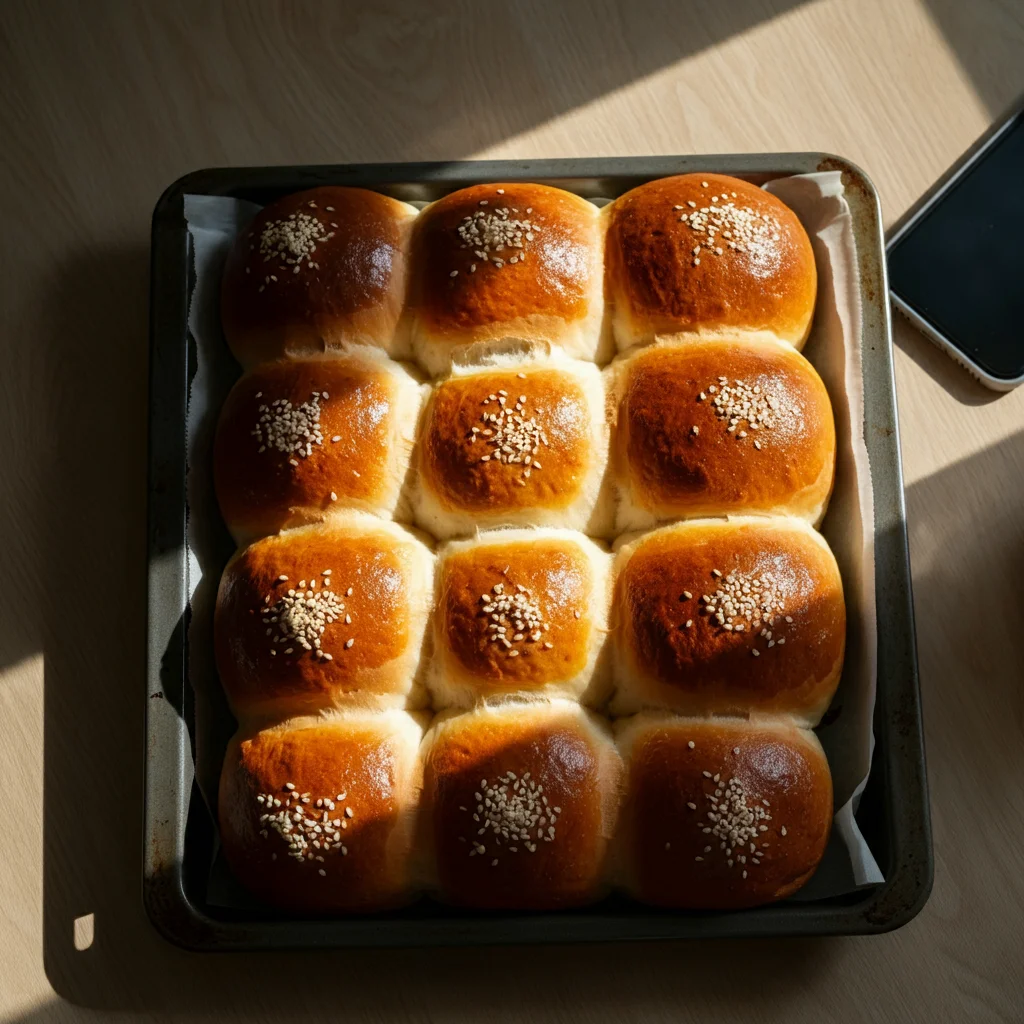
left=2, top=2, right=1023, bottom=1020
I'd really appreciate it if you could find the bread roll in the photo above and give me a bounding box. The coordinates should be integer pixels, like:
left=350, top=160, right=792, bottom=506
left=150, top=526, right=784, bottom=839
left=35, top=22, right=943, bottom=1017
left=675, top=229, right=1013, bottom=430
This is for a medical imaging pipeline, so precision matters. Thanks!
left=422, top=701, right=621, bottom=909
left=414, top=350, right=612, bottom=539
left=213, top=349, right=424, bottom=543
left=214, top=513, right=434, bottom=722
left=609, top=337, right=835, bottom=531
left=221, top=186, right=417, bottom=367
left=616, top=714, right=832, bottom=908
left=218, top=710, right=426, bottom=913
left=605, top=173, right=816, bottom=351
left=431, top=529, right=611, bottom=708
left=406, top=183, right=606, bottom=375
left=611, top=517, right=844, bottom=724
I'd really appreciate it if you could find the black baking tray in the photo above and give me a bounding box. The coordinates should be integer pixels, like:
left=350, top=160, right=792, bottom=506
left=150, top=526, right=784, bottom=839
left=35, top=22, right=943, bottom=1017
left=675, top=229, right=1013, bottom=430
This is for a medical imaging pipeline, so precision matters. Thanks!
left=146, top=156, right=932, bottom=949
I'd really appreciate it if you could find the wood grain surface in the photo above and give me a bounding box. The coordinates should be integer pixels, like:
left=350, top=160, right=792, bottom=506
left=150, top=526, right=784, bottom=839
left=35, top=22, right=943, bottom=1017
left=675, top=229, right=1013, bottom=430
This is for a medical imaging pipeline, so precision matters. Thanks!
left=1, top=1, right=1023, bottom=1021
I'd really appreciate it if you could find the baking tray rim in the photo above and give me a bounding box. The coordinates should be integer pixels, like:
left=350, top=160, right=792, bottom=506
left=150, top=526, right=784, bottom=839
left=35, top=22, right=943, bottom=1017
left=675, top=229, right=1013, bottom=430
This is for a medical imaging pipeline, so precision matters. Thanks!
left=145, top=152, right=932, bottom=951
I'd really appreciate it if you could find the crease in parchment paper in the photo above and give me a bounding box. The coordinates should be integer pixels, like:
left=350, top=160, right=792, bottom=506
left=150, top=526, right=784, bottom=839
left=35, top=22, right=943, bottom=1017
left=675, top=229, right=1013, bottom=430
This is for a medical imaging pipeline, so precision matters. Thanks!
left=182, top=175, right=883, bottom=910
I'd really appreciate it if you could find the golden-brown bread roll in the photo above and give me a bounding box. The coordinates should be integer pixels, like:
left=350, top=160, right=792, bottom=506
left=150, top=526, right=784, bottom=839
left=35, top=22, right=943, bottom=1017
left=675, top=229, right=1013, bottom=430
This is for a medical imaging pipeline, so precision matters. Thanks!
left=616, top=714, right=832, bottom=909
left=611, top=517, right=844, bottom=724
left=609, top=338, right=835, bottom=531
left=421, top=701, right=621, bottom=909
left=213, top=349, right=424, bottom=544
left=406, top=183, right=606, bottom=376
left=605, top=173, right=817, bottom=351
left=414, top=349, right=612, bottom=539
left=218, top=710, right=426, bottom=914
left=431, top=529, right=612, bottom=709
left=214, top=513, right=434, bottom=723
left=221, top=186, right=417, bottom=367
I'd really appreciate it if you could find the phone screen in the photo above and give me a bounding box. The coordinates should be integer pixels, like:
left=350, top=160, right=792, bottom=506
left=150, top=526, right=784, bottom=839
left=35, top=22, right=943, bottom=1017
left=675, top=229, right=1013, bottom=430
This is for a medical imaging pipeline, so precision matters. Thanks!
left=888, top=112, right=1024, bottom=381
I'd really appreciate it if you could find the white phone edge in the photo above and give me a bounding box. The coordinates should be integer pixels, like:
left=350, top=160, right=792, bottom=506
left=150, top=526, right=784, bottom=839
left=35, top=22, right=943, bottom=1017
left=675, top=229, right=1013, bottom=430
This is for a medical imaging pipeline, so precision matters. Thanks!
left=887, top=106, right=1023, bottom=393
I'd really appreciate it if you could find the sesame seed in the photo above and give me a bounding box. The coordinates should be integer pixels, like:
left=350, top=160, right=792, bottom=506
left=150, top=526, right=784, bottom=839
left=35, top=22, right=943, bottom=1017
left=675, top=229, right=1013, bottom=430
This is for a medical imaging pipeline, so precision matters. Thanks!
left=331, top=435, right=341, bottom=442
left=701, top=181, right=708, bottom=187
left=462, top=771, right=559, bottom=859
left=471, top=390, right=548, bottom=483
left=257, top=211, right=332, bottom=276
left=687, top=802, right=697, bottom=810
left=346, top=587, right=353, bottom=597
left=252, top=392, right=326, bottom=459
left=685, top=619, right=693, bottom=628
left=676, top=196, right=781, bottom=263
left=345, top=638, right=354, bottom=649
left=256, top=782, right=356, bottom=870
left=692, top=425, right=699, bottom=436
left=752, top=649, right=760, bottom=656
left=457, top=206, right=537, bottom=268
left=330, top=491, right=337, bottom=501
left=688, top=741, right=695, bottom=749
left=481, top=582, right=550, bottom=657
left=450, top=270, right=459, bottom=277
left=733, top=747, right=740, bottom=754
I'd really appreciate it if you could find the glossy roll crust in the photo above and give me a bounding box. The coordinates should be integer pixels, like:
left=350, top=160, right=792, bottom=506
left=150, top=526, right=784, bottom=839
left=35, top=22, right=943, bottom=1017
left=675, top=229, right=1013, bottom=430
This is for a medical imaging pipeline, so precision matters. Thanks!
left=213, top=350, right=424, bottom=543
left=415, top=354, right=612, bottom=538
left=214, top=514, right=434, bottom=723
left=407, top=183, right=606, bottom=375
left=605, top=173, right=817, bottom=350
left=431, top=529, right=612, bottom=708
left=610, top=338, right=835, bottom=530
left=612, top=517, right=845, bottom=724
left=219, top=711, right=425, bottom=913
left=616, top=715, right=832, bottom=909
left=422, top=701, right=621, bottom=909
left=221, top=186, right=417, bottom=367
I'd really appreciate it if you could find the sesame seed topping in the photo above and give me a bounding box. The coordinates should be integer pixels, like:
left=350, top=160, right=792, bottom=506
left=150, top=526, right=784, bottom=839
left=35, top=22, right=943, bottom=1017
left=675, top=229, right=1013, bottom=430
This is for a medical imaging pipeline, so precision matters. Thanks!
left=256, top=783, right=355, bottom=871
left=700, top=773, right=773, bottom=872
left=481, top=582, right=551, bottom=657
left=456, top=205, right=537, bottom=271
left=688, top=740, right=695, bottom=749
left=252, top=393, right=325, bottom=458
left=675, top=196, right=781, bottom=265
left=471, top=390, right=548, bottom=483
left=261, top=572, right=347, bottom=659
left=704, top=377, right=794, bottom=446
left=258, top=211, right=334, bottom=276
left=692, top=424, right=699, bottom=436
left=460, top=771, right=559, bottom=863
left=700, top=567, right=790, bottom=654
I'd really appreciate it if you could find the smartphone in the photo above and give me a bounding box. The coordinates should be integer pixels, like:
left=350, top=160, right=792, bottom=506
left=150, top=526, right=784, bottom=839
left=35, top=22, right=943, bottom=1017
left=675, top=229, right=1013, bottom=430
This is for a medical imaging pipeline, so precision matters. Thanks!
left=887, top=106, right=1024, bottom=390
